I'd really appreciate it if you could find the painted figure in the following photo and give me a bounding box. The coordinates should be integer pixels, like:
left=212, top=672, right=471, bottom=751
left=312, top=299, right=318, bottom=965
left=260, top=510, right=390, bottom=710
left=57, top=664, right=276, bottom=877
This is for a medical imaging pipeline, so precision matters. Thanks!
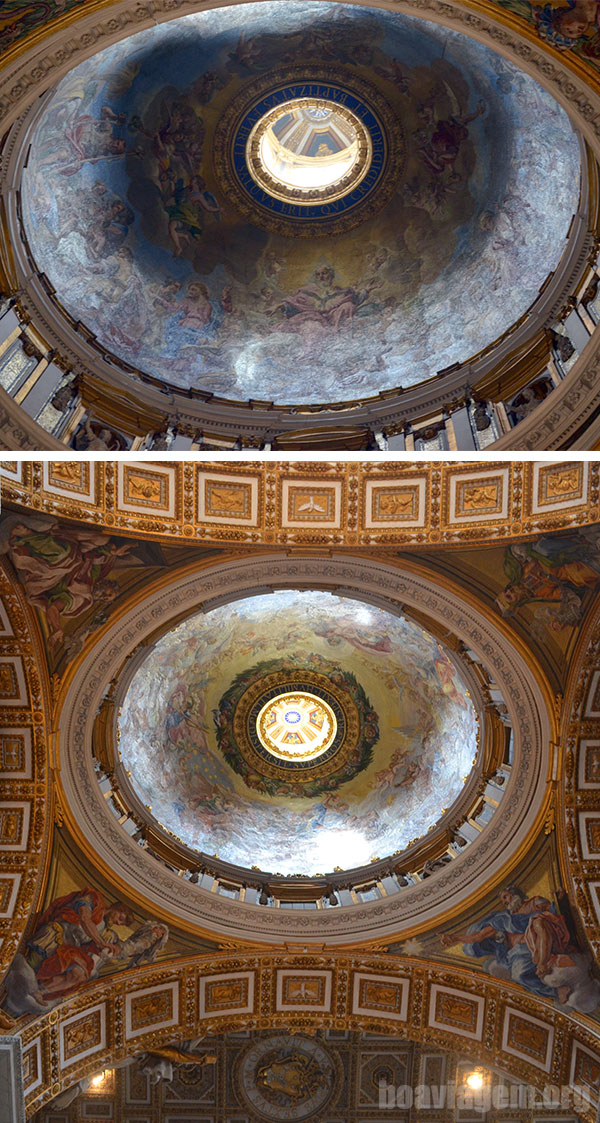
left=439, top=885, right=600, bottom=1013
left=0, top=515, right=138, bottom=648
left=415, top=100, right=486, bottom=179
left=3, top=886, right=170, bottom=1016
left=25, top=889, right=132, bottom=1000
left=495, top=530, right=600, bottom=637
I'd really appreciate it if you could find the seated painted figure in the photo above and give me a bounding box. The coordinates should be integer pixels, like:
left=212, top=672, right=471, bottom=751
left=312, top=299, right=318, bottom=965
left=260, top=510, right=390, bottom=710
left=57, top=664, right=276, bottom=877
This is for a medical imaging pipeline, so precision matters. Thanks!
left=460, top=886, right=574, bottom=997
left=439, top=883, right=600, bottom=1013
left=26, top=888, right=133, bottom=1002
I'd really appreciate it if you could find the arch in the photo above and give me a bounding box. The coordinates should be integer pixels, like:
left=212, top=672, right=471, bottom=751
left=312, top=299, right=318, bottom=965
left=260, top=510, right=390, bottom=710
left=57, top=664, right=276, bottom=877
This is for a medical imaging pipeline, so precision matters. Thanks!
left=0, top=561, right=51, bottom=986
left=560, top=594, right=600, bottom=960
left=1, top=459, right=599, bottom=551
left=18, top=951, right=600, bottom=1118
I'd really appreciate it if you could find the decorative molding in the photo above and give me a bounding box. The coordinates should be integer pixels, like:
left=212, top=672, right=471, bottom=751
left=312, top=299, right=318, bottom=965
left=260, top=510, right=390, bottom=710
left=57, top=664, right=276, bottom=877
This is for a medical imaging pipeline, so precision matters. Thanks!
left=0, top=563, right=50, bottom=990
left=562, top=595, right=600, bottom=959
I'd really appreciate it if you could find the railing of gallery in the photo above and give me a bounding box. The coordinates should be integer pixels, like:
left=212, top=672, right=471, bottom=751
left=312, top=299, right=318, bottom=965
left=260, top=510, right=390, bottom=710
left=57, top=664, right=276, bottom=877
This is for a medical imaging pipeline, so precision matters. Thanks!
left=92, top=761, right=510, bottom=908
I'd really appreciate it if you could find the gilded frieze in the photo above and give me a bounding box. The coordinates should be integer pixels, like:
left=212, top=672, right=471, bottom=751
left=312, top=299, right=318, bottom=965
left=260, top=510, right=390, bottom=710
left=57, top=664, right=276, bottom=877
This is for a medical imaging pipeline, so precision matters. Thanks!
left=2, top=460, right=599, bottom=548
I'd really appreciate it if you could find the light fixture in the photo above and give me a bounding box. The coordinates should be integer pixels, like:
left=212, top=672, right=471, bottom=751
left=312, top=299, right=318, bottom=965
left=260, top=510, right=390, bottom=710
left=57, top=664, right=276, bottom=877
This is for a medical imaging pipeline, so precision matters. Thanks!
left=88, top=1069, right=114, bottom=1093
left=465, top=1069, right=485, bottom=1091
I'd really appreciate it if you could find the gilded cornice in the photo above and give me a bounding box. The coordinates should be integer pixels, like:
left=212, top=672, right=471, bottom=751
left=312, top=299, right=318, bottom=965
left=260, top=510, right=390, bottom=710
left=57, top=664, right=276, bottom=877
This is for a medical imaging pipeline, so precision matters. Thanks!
left=1, top=459, right=598, bottom=549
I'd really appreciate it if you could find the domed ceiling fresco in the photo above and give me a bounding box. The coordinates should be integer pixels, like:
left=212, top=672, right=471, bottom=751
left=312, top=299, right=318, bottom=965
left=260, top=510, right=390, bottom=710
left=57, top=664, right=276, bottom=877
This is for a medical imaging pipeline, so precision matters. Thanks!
left=117, top=591, right=478, bottom=875
left=21, top=2, right=580, bottom=405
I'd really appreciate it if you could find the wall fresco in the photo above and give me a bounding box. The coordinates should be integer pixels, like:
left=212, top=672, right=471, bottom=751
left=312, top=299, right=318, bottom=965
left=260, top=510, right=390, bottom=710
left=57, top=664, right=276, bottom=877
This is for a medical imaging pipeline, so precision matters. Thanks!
left=21, top=2, right=579, bottom=404
left=495, top=527, right=600, bottom=639
left=0, top=0, right=86, bottom=50
left=118, top=590, right=478, bottom=875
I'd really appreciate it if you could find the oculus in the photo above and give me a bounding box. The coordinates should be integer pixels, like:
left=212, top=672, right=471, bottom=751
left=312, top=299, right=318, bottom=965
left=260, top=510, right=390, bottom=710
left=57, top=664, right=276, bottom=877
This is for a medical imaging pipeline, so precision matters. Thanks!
left=256, top=690, right=339, bottom=760
left=246, top=98, right=372, bottom=203
left=216, top=71, right=400, bottom=236
left=223, top=664, right=376, bottom=797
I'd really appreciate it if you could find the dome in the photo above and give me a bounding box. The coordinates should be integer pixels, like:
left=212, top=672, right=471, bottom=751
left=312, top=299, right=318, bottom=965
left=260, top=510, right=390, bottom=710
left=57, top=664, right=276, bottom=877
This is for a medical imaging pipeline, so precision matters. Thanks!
left=117, top=590, right=478, bottom=875
left=20, top=1, right=580, bottom=407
